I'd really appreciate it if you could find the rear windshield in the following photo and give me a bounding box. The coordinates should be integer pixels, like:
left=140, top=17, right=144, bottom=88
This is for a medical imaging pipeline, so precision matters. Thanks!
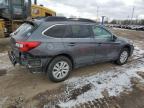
left=13, top=23, right=34, bottom=40
left=0, top=0, right=8, bottom=5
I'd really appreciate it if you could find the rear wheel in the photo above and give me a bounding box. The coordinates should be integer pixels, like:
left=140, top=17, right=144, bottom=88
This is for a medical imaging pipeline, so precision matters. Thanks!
left=115, top=48, right=129, bottom=65
left=47, top=56, right=72, bottom=82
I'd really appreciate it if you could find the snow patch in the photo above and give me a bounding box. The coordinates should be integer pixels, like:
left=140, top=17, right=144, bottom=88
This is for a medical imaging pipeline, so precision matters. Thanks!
left=59, top=61, right=144, bottom=107
left=58, top=45, right=144, bottom=107
left=0, top=97, right=8, bottom=108
left=0, top=52, right=12, bottom=70
left=132, top=45, right=144, bottom=60
left=0, top=52, right=7, bottom=57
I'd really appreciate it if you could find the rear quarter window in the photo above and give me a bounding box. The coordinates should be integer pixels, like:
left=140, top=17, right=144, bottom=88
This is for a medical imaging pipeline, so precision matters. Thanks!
left=43, top=25, right=72, bottom=38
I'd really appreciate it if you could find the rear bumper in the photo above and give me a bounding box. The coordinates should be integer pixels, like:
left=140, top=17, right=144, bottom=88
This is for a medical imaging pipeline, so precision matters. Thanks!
left=26, top=59, right=46, bottom=72
left=8, top=50, right=52, bottom=73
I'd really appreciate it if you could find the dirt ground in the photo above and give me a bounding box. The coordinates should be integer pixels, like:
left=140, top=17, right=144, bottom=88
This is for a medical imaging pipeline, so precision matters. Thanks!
left=0, top=28, right=144, bottom=108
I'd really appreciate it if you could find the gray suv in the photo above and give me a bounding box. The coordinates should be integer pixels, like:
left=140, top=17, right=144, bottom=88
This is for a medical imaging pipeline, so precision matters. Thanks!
left=8, top=17, right=134, bottom=82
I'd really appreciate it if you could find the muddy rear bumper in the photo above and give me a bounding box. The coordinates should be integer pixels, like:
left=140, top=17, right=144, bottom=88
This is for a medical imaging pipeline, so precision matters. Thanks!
left=8, top=50, right=52, bottom=73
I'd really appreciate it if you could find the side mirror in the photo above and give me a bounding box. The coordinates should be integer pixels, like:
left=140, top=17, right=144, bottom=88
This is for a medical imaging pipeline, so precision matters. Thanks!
left=112, top=35, right=117, bottom=41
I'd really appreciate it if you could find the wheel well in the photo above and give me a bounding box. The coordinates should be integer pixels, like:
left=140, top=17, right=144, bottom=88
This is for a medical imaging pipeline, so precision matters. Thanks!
left=45, top=54, right=74, bottom=73
left=53, top=54, right=74, bottom=68
left=123, top=45, right=131, bottom=56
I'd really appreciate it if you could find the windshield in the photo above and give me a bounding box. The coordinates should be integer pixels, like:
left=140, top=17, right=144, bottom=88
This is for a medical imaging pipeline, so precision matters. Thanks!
left=13, top=23, right=34, bottom=40
left=0, top=0, right=8, bottom=5
left=0, top=0, right=4, bottom=4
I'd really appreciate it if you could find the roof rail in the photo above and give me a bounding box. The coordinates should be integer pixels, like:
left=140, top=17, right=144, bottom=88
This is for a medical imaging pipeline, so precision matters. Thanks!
left=34, top=16, right=96, bottom=23
left=33, top=16, right=46, bottom=20
left=44, top=16, right=68, bottom=21
left=69, top=18, right=96, bottom=23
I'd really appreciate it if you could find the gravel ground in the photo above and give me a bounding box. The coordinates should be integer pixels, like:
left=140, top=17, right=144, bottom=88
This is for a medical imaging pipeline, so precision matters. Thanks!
left=0, top=28, right=144, bottom=108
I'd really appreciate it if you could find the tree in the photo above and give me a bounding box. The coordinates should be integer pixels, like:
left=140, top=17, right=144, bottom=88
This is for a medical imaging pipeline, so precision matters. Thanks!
left=140, top=19, right=144, bottom=25
left=110, top=20, right=117, bottom=24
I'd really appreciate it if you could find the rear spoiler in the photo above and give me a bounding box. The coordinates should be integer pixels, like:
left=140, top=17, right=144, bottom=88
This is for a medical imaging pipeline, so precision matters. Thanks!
left=24, top=20, right=36, bottom=26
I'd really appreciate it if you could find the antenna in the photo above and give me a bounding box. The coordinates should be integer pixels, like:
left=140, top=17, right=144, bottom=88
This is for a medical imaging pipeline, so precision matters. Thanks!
left=101, top=16, right=106, bottom=25
left=130, top=6, right=135, bottom=25
left=97, top=6, right=99, bottom=19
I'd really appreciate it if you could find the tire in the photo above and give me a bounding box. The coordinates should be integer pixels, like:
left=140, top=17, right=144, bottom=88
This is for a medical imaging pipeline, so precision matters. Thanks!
left=47, top=56, right=72, bottom=82
left=115, top=48, right=129, bottom=65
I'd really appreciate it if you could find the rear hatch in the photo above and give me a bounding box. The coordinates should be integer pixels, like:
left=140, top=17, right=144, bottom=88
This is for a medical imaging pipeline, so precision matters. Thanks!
left=10, top=21, right=37, bottom=57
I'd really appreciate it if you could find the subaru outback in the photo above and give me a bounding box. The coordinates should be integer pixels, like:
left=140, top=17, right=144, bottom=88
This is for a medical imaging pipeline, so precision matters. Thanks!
left=8, top=16, right=134, bottom=82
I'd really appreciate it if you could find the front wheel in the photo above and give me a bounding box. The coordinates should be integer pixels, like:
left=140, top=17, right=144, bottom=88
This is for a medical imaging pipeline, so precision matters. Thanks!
left=115, top=48, right=129, bottom=65
left=47, top=56, right=72, bottom=82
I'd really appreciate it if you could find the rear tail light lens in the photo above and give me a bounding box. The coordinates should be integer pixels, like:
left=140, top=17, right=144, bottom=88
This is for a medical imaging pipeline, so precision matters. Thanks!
left=16, top=41, right=41, bottom=52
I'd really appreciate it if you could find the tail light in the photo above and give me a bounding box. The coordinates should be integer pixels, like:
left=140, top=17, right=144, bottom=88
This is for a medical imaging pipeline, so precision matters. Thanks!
left=16, top=41, right=41, bottom=52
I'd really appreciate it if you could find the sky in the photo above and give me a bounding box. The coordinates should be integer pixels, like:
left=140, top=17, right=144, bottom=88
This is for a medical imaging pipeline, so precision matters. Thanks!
left=35, top=0, right=144, bottom=21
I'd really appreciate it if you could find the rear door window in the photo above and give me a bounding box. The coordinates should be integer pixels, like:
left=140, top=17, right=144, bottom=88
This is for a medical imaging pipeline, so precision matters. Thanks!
left=71, top=25, right=92, bottom=38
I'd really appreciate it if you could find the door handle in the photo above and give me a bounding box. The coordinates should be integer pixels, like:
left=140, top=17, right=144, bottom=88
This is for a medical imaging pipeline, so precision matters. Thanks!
left=98, top=43, right=102, bottom=46
left=98, top=43, right=102, bottom=44
left=68, top=42, right=75, bottom=46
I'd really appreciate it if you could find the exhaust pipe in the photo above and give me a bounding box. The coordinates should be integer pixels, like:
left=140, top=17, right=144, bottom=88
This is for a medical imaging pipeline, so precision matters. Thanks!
left=34, top=0, right=37, bottom=4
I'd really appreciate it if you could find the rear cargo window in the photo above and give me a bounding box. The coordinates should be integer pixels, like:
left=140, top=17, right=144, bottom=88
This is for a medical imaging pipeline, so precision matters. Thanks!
left=13, top=23, right=34, bottom=39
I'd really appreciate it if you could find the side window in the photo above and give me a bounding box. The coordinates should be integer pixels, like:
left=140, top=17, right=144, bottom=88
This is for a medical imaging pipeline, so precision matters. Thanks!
left=13, top=0, right=22, bottom=4
left=71, top=25, right=92, bottom=38
left=63, top=25, right=72, bottom=38
left=13, top=0, right=23, bottom=15
left=44, top=25, right=67, bottom=38
left=92, top=26, right=112, bottom=39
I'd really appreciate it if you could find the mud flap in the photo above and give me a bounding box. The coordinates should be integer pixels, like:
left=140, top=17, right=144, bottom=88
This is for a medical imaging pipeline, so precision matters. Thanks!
left=8, top=51, right=17, bottom=66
